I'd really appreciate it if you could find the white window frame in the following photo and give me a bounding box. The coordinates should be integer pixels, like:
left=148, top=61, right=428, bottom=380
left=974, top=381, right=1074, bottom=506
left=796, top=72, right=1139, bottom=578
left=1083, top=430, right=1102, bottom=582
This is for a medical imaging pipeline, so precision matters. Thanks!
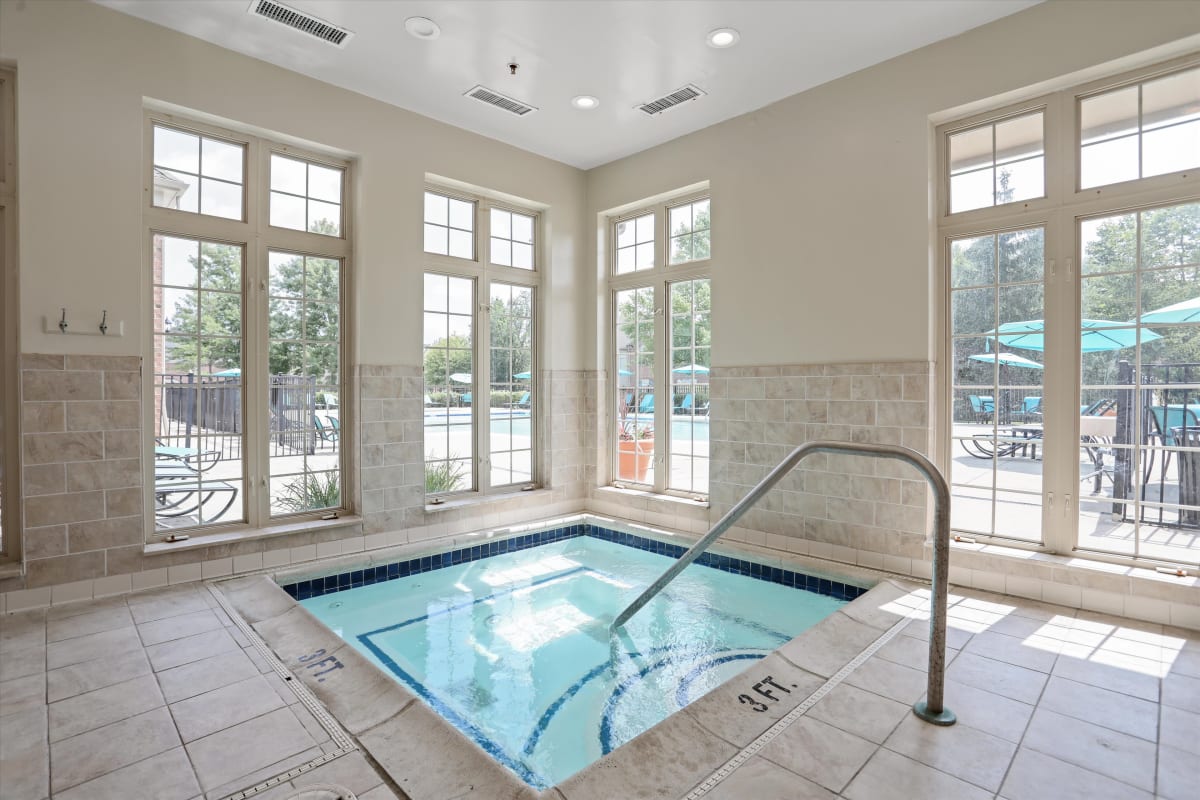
left=937, top=54, right=1200, bottom=568
left=422, top=184, right=542, bottom=501
left=0, top=67, right=18, bottom=562
left=142, top=111, right=353, bottom=541
left=607, top=189, right=712, bottom=499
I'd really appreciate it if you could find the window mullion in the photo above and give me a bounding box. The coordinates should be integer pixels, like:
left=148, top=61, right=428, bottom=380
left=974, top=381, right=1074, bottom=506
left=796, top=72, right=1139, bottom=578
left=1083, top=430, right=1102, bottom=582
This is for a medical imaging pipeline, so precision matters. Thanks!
left=653, top=280, right=668, bottom=493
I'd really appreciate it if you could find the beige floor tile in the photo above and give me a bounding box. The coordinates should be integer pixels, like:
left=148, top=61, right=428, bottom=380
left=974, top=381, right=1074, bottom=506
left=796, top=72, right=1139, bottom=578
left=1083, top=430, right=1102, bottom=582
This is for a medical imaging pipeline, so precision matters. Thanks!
left=47, top=647, right=152, bottom=703
left=843, top=653, right=928, bottom=704
left=1158, top=742, right=1200, bottom=800
left=1161, top=671, right=1200, bottom=713
left=805, top=683, right=910, bottom=744
left=169, top=674, right=286, bottom=743
left=883, top=713, right=1016, bottom=792
left=961, top=629, right=1058, bottom=672
left=49, top=705, right=180, bottom=793
left=0, top=705, right=48, bottom=800
left=156, top=648, right=260, bottom=704
left=900, top=616, right=974, bottom=650
left=0, top=610, right=47, bottom=653
left=1038, top=675, right=1158, bottom=741
left=842, top=746, right=992, bottom=800
left=938, top=679, right=1033, bottom=743
left=49, top=673, right=164, bottom=742
left=46, top=605, right=133, bottom=643
left=0, top=645, right=45, bottom=682
left=1051, top=651, right=1161, bottom=702
left=137, top=608, right=225, bottom=647
left=704, top=756, right=835, bottom=800
left=128, top=586, right=211, bottom=624
left=0, top=672, right=46, bottom=719
left=986, top=611, right=1071, bottom=640
left=873, top=630, right=956, bottom=671
left=946, top=652, right=1047, bottom=705
left=45, top=595, right=129, bottom=621
left=46, top=626, right=142, bottom=670
left=758, top=715, right=877, bottom=793
left=357, top=786, right=404, bottom=800
left=1021, top=707, right=1156, bottom=791
left=1000, top=747, right=1152, bottom=800
left=53, top=746, right=201, bottom=800
left=185, top=706, right=317, bottom=791
left=777, top=613, right=884, bottom=678
left=146, top=627, right=240, bottom=672
left=1166, top=642, right=1200, bottom=679
left=1160, top=704, right=1200, bottom=755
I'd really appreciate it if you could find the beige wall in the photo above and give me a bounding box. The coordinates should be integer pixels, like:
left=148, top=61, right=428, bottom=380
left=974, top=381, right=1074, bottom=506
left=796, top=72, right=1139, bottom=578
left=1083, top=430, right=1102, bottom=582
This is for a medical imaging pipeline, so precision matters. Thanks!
left=585, top=0, right=1200, bottom=369
left=0, top=0, right=588, bottom=371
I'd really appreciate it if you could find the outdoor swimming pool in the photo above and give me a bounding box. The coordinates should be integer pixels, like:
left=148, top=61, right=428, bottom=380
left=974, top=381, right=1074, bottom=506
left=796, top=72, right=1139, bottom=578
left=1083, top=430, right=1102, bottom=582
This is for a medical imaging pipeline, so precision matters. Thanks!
left=287, top=525, right=860, bottom=788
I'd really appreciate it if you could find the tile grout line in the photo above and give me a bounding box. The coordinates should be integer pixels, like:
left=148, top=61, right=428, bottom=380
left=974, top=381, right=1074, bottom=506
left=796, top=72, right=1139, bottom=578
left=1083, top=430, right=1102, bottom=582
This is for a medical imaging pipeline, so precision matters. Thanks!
left=683, top=614, right=913, bottom=799
left=204, top=582, right=358, bottom=800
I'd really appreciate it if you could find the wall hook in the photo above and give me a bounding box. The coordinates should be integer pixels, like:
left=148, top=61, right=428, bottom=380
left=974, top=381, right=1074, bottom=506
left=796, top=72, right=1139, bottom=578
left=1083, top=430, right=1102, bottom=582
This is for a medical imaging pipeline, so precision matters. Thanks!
left=100, top=310, right=108, bottom=335
left=59, top=308, right=68, bottom=333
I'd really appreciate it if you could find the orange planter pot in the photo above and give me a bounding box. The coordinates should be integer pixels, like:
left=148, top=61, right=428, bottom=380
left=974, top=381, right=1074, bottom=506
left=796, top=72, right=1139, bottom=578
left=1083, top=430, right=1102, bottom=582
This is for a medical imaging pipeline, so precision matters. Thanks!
left=617, top=438, right=654, bottom=482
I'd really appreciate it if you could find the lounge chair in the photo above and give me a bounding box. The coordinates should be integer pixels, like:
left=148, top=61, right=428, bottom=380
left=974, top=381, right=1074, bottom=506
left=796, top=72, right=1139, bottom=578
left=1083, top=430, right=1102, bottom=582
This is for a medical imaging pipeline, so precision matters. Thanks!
left=674, top=393, right=694, bottom=414
left=516, top=391, right=531, bottom=409
left=154, top=463, right=238, bottom=520
left=314, top=414, right=339, bottom=447
left=154, top=441, right=221, bottom=473
left=967, top=395, right=994, bottom=423
left=638, top=393, right=654, bottom=414
left=462, top=392, right=472, bottom=406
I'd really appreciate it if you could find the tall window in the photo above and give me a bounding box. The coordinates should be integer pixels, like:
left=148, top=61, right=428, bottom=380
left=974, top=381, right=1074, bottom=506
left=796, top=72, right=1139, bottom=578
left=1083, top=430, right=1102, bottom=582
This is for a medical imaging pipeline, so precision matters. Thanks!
left=0, top=67, right=15, bottom=559
left=422, top=188, right=539, bottom=498
left=941, top=58, right=1200, bottom=569
left=610, top=191, right=712, bottom=497
left=147, top=114, right=350, bottom=537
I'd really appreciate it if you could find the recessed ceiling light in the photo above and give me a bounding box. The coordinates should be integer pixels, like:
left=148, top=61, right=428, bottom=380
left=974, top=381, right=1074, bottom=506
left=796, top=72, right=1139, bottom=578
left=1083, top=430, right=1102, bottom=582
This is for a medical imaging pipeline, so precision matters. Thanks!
left=404, top=16, right=440, bottom=40
left=706, top=28, right=740, bottom=48
left=572, top=95, right=599, bottom=110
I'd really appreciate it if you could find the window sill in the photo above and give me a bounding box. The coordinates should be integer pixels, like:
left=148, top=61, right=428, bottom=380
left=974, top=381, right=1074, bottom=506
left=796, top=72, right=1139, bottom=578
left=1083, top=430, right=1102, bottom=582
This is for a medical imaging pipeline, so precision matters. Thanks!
left=424, top=487, right=552, bottom=513
left=144, top=515, right=363, bottom=555
left=595, top=485, right=710, bottom=509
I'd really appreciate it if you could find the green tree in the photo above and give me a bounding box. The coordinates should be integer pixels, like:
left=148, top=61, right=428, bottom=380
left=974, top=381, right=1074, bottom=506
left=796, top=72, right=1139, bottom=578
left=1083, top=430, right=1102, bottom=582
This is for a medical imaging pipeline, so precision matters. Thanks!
left=616, top=280, right=712, bottom=369
left=164, top=242, right=242, bottom=374
left=423, top=334, right=473, bottom=389
left=489, top=290, right=533, bottom=385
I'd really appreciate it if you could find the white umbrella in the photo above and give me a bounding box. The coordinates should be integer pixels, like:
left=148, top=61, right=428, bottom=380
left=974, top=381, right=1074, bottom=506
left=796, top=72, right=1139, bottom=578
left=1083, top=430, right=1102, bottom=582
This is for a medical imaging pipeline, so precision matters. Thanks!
left=449, top=373, right=472, bottom=384
left=672, top=363, right=710, bottom=376
left=967, top=352, right=1043, bottom=369
left=1139, top=295, right=1200, bottom=325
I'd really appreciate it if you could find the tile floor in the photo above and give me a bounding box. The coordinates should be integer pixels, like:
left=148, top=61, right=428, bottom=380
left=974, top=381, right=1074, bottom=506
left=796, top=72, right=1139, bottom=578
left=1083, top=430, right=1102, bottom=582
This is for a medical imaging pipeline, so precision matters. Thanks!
left=0, top=583, right=398, bottom=800
left=0, top=578, right=1198, bottom=800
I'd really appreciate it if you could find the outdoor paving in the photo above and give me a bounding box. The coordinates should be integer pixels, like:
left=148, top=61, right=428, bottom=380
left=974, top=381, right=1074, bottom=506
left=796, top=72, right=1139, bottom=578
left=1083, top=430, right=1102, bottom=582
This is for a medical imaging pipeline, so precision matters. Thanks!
left=1, top=575, right=1197, bottom=799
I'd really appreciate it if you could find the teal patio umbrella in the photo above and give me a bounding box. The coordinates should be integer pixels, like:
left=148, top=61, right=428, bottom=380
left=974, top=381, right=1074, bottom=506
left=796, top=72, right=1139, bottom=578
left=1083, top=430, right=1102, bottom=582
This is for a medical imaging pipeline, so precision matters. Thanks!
left=968, top=352, right=1043, bottom=369
left=1139, top=296, right=1200, bottom=325
left=992, top=319, right=1161, bottom=352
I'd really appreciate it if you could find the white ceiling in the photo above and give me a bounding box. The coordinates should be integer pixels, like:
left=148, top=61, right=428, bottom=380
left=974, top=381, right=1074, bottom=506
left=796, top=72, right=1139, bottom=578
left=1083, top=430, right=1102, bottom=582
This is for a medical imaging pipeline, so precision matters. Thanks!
left=96, top=0, right=1040, bottom=169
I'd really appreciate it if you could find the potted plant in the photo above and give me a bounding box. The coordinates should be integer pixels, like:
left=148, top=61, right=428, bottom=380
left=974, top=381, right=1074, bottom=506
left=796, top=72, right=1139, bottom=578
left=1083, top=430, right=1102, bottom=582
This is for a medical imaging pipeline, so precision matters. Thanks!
left=617, top=418, right=654, bottom=482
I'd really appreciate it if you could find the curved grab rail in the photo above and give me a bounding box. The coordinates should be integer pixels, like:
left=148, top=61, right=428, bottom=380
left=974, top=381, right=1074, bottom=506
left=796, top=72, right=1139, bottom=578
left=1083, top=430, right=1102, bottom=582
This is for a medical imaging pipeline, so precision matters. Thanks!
left=610, top=440, right=956, bottom=726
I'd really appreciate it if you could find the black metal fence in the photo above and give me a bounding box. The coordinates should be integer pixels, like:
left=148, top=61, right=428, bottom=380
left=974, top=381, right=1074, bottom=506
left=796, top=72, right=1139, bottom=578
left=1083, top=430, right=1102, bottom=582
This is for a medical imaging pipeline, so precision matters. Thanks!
left=157, top=372, right=322, bottom=457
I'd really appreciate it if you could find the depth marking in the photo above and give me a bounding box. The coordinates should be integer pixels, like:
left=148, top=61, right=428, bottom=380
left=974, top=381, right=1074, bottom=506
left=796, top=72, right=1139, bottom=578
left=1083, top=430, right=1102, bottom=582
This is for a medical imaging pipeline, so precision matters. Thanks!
left=683, top=614, right=912, bottom=799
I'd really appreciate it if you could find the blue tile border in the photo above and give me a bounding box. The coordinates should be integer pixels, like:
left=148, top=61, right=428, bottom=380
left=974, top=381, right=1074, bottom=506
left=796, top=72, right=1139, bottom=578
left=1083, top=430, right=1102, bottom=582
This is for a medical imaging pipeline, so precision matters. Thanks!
left=279, top=523, right=869, bottom=604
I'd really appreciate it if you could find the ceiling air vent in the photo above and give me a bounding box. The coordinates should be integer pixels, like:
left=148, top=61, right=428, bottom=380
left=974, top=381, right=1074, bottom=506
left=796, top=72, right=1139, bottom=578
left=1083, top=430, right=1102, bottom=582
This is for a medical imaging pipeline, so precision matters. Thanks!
left=465, top=85, right=538, bottom=117
left=637, top=84, right=707, bottom=116
left=248, top=0, right=354, bottom=47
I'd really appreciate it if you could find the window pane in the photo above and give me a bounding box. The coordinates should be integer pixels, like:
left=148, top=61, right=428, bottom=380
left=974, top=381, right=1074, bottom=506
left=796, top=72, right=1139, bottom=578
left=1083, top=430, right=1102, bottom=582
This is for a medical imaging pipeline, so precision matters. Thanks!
left=308, top=163, right=342, bottom=203
left=997, top=157, right=1043, bottom=205
left=271, top=191, right=306, bottom=231
left=949, top=125, right=992, bottom=175
left=949, top=168, right=994, bottom=214
left=491, top=208, right=511, bottom=239
left=1081, top=86, right=1138, bottom=144
left=1081, top=136, right=1139, bottom=188
left=152, top=234, right=245, bottom=532
left=489, top=282, right=534, bottom=487
left=271, top=154, right=307, bottom=194
left=1081, top=213, right=1136, bottom=274
left=668, top=279, right=710, bottom=494
left=153, top=169, right=198, bottom=213
left=1143, top=120, right=1200, bottom=178
left=424, top=273, right=475, bottom=494
left=669, top=199, right=710, bottom=264
left=950, top=112, right=1043, bottom=212
left=615, top=286, right=655, bottom=484
left=202, top=138, right=243, bottom=183
left=424, top=223, right=448, bottom=255
left=512, top=213, right=534, bottom=244
left=449, top=228, right=473, bottom=259
left=449, top=198, right=474, bottom=231
left=200, top=178, right=242, bottom=220
left=949, top=228, right=1045, bottom=545
left=308, top=200, right=341, bottom=235
left=1141, top=67, right=1200, bottom=132
left=154, top=126, right=199, bottom=174
left=269, top=252, right=342, bottom=518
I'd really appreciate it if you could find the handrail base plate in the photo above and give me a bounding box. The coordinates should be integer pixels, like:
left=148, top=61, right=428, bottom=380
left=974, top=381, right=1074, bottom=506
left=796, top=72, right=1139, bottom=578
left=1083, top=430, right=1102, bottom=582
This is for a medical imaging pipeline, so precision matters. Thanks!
left=912, top=701, right=957, bottom=726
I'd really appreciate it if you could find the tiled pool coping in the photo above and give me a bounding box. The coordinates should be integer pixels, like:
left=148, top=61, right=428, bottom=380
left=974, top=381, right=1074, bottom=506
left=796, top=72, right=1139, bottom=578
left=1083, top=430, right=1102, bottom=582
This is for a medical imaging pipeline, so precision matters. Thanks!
left=278, top=522, right=869, bottom=604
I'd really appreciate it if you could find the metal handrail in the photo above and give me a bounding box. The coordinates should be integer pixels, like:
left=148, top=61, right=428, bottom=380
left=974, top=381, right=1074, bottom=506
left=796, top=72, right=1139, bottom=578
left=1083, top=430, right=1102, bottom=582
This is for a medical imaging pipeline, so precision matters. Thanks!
left=610, top=440, right=956, bottom=726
